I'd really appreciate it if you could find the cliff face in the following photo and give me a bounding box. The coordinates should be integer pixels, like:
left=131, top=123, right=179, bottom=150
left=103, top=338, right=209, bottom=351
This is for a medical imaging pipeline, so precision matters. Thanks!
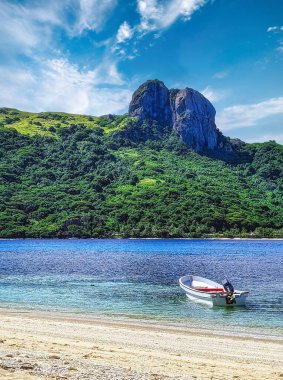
left=128, top=80, right=172, bottom=126
left=129, top=80, right=232, bottom=153
left=172, top=88, right=221, bottom=152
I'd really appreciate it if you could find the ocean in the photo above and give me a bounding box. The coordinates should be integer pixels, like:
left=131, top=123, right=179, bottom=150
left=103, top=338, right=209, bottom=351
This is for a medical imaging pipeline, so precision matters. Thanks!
left=0, top=239, right=282, bottom=336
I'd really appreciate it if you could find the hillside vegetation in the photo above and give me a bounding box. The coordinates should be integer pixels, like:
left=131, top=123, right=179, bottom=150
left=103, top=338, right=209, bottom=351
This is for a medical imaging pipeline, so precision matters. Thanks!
left=0, top=108, right=282, bottom=238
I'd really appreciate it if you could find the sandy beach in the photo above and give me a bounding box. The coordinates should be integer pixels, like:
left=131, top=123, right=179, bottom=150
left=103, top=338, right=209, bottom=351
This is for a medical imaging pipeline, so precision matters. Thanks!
left=0, top=309, right=282, bottom=379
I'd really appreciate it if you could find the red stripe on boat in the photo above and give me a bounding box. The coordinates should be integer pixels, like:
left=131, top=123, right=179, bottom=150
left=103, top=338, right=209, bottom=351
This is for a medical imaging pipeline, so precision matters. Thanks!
left=194, top=287, right=226, bottom=292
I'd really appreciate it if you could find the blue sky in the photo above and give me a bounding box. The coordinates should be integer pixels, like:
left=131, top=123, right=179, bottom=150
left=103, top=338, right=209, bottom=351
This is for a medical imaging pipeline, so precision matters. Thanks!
left=0, top=0, right=282, bottom=143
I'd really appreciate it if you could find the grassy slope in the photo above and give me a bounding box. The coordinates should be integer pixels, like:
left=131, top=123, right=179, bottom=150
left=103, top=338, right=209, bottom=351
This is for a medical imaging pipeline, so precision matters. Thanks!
left=0, top=108, right=135, bottom=137
left=0, top=108, right=282, bottom=238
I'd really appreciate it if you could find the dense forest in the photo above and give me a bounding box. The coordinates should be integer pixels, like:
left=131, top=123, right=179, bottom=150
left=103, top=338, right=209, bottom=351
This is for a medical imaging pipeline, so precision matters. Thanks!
left=0, top=107, right=282, bottom=238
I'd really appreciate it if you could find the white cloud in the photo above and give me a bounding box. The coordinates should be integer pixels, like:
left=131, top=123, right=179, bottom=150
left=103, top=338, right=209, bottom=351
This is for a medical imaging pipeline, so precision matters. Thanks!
left=112, top=0, right=208, bottom=59
left=116, top=21, right=134, bottom=43
left=0, top=0, right=128, bottom=115
left=267, top=26, right=283, bottom=54
left=244, top=133, right=283, bottom=145
left=217, top=97, right=283, bottom=131
left=39, top=58, right=130, bottom=114
left=137, top=0, right=207, bottom=33
left=74, top=0, right=117, bottom=34
left=0, top=58, right=132, bottom=115
left=0, top=1, right=61, bottom=54
left=267, top=26, right=283, bottom=32
left=0, top=67, right=38, bottom=111
left=213, top=70, right=229, bottom=79
left=201, top=86, right=229, bottom=103
left=0, top=0, right=117, bottom=55
left=276, top=41, right=283, bottom=53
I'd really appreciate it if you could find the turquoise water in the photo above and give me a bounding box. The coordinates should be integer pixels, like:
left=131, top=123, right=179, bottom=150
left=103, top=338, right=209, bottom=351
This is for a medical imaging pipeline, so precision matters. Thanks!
left=0, top=239, right=282, bottom=335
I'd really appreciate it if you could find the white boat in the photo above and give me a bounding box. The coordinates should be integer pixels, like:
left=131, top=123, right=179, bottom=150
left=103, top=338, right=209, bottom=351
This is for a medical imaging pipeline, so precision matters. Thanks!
left=179, top=275, right=249, bottom=307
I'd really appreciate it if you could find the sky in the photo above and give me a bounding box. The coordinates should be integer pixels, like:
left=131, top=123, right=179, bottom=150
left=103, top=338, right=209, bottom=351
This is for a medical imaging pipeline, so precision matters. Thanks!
left=0, top=0, right=283, bottom=144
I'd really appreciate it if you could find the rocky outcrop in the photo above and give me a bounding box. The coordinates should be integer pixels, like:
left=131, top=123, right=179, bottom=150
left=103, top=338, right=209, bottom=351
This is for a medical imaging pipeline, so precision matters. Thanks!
left=129, top=80, right=232, bottom=153
left=172, top=88, right=219, bottom=152
left=129, top=80, right=172, bottom=126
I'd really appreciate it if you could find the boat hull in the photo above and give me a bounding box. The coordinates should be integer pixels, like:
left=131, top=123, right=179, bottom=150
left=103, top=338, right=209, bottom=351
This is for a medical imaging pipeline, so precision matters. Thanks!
left=179, top=275, right=248, bottom=307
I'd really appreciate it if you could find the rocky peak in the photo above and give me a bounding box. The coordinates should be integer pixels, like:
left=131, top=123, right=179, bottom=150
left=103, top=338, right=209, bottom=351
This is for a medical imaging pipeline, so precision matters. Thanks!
left=129, top=80, right=172, bottom=125
left=172, top=88, right=218, bottom=151
left=129, top=80, right=232, bottom=153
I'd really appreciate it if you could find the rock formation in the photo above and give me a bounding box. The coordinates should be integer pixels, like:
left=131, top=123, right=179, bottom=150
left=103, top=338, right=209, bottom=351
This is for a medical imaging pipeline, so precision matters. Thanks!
left=128, top=80, right=232, bottom=153
left=172, top=88, right=220, bottom=152
left=129, top=80, right=172, bottom=126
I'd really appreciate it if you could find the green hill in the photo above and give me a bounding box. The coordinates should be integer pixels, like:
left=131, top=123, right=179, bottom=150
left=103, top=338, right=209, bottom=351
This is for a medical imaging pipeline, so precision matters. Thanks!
left=0, top=107, right=282, bottom=238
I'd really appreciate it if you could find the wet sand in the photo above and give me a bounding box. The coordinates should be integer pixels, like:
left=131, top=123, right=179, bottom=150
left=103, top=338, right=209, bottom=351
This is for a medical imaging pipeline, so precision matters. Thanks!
left=0, top=309, right=282, bottom=379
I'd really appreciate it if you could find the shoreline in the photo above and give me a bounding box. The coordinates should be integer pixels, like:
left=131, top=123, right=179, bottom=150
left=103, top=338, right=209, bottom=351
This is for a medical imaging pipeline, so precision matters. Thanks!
left=1, top=237, right=283, bottom=241
left=1, top=306, right=283, bottom=340
left=0, top=308, right=282, bottom=379
left=1, top=305, right=282, bottom=341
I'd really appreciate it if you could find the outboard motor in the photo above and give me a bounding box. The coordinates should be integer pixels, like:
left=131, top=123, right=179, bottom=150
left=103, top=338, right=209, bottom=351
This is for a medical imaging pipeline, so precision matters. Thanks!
left=222, top=279, right=234, bottom=293
left=222, top=279, right=236, bottom=304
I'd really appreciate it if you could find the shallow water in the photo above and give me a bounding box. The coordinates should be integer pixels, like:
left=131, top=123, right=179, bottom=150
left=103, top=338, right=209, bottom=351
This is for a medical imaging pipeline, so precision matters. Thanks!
left=0, top=239, right=282, bottom=335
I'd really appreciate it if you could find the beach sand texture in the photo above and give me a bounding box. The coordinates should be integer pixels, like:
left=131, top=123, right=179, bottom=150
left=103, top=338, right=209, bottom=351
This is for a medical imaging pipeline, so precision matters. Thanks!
left=0, top=310, right=282, bottom=379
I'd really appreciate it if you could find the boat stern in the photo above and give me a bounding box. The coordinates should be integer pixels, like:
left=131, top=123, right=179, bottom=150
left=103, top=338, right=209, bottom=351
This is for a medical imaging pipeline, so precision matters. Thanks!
left=212, top=292, right=249, bottom=307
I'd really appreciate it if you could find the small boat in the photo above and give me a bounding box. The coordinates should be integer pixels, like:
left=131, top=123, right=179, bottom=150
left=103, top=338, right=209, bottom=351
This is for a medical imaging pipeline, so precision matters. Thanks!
left=179, top=275, right=249, bottom=307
